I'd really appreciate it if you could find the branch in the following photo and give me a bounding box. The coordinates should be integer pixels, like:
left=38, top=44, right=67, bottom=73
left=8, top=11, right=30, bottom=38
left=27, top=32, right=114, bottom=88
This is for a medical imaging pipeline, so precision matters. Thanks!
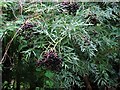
left=83, top=74, right=92, bottom=90
left=0, top=20, right=29, bottom=64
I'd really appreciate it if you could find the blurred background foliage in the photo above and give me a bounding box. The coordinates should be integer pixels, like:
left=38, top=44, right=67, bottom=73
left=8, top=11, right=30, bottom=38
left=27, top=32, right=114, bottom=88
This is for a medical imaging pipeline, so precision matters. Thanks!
left=0, top=0, right=120, bottom=90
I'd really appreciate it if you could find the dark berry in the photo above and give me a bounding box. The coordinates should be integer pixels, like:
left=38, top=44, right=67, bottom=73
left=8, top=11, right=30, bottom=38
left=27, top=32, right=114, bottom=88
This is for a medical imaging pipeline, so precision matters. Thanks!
left=37, top=50, right=62, bottom=72
left=60, top=2, right=79, bottom=16
left=85, top=14, right=99, bottom=26
left=21, top=22, right=34, bottom=30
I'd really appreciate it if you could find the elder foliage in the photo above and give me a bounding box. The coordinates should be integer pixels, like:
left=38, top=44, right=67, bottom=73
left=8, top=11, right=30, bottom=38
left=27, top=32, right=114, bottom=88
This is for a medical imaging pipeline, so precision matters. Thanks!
left=1, top=1, right=120, bottom=90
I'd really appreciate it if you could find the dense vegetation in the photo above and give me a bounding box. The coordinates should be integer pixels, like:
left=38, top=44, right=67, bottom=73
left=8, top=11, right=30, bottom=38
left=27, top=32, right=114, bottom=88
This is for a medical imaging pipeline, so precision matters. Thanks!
left=0, top=1, right=120, bottom=90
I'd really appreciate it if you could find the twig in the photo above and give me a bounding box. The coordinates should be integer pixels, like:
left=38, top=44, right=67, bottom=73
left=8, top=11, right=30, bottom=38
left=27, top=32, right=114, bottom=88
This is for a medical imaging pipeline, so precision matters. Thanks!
left=83, top=74, right=92, bottom=90
left=0, top=20, right=29, bottom=64
left=19, top=0, right=23, bottom=15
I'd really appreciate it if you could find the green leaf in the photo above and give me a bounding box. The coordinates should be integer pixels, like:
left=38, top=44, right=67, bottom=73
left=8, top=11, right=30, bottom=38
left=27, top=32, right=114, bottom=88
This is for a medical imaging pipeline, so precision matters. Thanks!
left=36, top=68, right=41, bottom=72
left=46, top=80, right=54, bottom=87
left=45, top=70, right=54, bottom=78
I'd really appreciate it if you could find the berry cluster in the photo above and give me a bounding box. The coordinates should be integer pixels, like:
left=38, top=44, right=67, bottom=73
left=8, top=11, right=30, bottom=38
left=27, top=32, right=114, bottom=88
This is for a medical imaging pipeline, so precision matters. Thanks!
left=85, top=14, right=99, bottom=26
left=59, top=2, right=79, bottom=16
left=21, top=22, right=34, bottom=30
left=82, top=36, right=91, bottom=46
left=37, top=50, right=62, bottom=72
left=19, top=22, right=34, bottom=40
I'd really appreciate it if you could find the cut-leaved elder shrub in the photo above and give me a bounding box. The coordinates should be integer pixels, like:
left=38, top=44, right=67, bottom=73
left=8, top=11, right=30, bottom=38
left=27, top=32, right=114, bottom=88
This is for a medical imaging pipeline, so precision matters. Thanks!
left=1, top=1, right=120, bottom=90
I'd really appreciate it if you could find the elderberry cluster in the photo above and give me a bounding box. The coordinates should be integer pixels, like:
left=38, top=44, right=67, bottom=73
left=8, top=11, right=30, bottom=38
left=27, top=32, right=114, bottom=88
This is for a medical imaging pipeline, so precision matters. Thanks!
left=37, top=50, right=62, bottom=72
left=59, top=2, right=79, bottom=16
left=21, top=22, right=34, bottom=30
left=85, top=14, right=99, bottom=26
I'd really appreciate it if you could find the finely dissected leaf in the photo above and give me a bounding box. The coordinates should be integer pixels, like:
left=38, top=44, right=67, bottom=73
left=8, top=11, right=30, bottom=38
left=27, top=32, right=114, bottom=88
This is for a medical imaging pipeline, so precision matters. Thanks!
left=1, top=2, right=120, bottom=90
